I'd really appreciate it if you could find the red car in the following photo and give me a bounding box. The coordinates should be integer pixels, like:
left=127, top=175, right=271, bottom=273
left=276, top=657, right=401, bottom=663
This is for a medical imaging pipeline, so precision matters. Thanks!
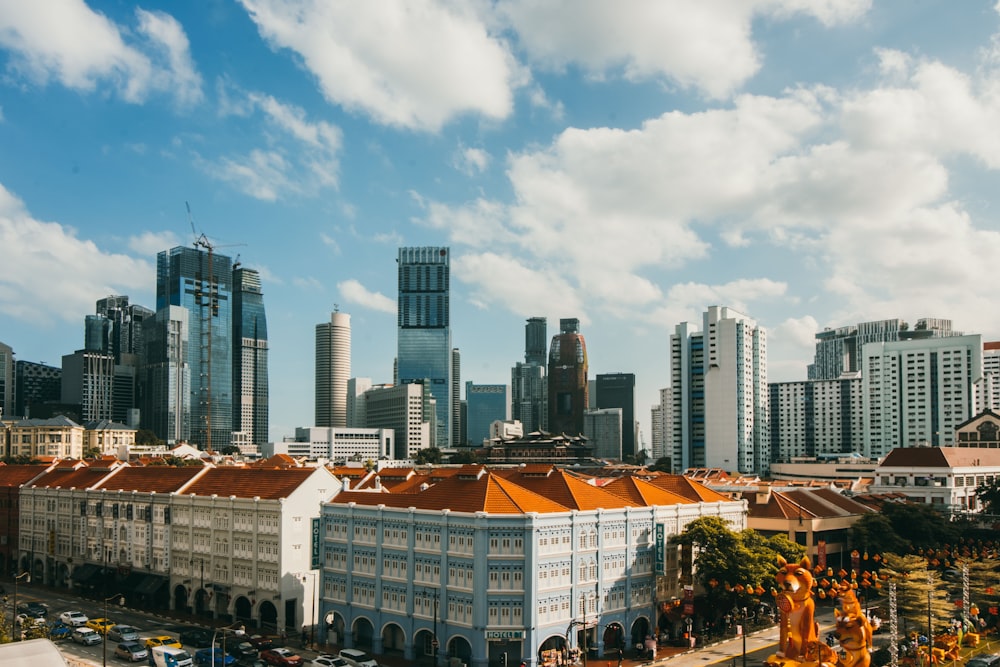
left=260, top=648, right=304, bottom=667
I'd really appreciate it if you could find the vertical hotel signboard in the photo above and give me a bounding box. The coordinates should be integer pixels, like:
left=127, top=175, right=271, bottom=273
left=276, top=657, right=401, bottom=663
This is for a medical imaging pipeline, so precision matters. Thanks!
left=311, top=518, right=321, bottom=569
left=655, top=523, right=665, bottom=575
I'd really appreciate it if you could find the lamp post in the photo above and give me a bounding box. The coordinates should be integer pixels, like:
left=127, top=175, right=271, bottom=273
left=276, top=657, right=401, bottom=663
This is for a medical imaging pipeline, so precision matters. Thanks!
left=212, top=621, right=245, bottom=666
left=301, top=572, right=318, bottom=649
left=926, top=571, right=933, bottom=644
left=190, top=557, right=204, bottom=615
left=12, top=571, right=30, bottom=642
left=103, top=593, right=125, bottom=667
left=740, top=607, right=749, bottom=667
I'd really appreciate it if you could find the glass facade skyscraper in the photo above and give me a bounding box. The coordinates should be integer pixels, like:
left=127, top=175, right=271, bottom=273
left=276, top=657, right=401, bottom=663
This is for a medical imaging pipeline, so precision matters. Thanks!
left=396, top=246, right=452, bottom=447
left=233, top=267, right=269, bottom=448
left=156, top=246, right=234, bottom=450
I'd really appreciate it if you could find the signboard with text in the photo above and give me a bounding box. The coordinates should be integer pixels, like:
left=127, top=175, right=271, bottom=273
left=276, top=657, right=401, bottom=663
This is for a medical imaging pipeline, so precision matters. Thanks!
left=655, top=524, right=665, bottom=575
left=311, top=518, right=321, bottom=569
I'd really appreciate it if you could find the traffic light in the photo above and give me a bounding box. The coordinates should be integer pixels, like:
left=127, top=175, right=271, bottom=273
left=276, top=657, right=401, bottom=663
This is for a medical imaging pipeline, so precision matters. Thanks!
left=500, top=653, right=507, bottom=667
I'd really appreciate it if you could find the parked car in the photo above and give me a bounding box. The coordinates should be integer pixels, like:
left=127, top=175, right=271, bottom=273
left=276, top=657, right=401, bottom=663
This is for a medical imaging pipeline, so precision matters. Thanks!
left=338, top=649, right=378, bottom=667
left=109, top=624, right=141, bottom=642
left=17, top=602, right=49, bottom=618
left=146, top=635, right=184, bottom=649
left=115, top=641, right=149, bottom=663
left=179, top=627, right=215, bottom=648
left=86, top=617, right=116, bottom=634
left=311, top=656, right=349, bottom=667
left=71, top=627, right=103, bottom=646
left=261, top=648, right=304, bottom=667
left=247, top=635, right=275, bottom=651
left=59, top=610, right=89, bottom=627
left=49, top=621, right=73, bottom=641
left=967, top=655, right=1000, bottom=667
left=237, top=660, right=267, bottom=667
left=228, top=641, right=259, bottom=660
left=195, top=647, right=238, bottom=666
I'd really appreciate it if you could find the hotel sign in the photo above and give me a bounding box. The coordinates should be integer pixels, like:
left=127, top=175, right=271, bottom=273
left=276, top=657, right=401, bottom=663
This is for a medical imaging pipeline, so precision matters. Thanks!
left=486, top=631, right=524, bottom=640
left=655, top=523, right=665, bottom=575
left=311, top=518, right=321, bottom=569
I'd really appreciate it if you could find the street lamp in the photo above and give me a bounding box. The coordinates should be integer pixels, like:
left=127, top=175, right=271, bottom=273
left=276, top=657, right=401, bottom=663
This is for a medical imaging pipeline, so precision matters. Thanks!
left=103, top=593, right=125, bottom=667
left=190, top=557, right=205, bottom=615
left=739, top=607, right=749, bottom=667
left=212, top=621, right=245, bottom=666
left=12, top=571, right=30, bottom=642
left=301, top=572, right=318, bottom=649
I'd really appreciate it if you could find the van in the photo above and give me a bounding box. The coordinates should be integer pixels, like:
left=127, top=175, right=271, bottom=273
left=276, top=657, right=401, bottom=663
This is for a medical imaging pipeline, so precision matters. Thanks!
left=151, top=645, right=194, bottom=667
left=338, top=649, right=378, bottom=667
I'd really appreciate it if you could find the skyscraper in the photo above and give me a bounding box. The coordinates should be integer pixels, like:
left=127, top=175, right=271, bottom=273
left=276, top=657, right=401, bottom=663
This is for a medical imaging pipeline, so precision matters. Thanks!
left=512, top=317, right=548, bottom=433
left=155, top=245, right=234, bottom=450
left=672, top=306, right=768, bottom=474
left=316, top=310, right=351, bottom=428
left=396, top=246, right=452, bottom=447
left=466, top=382, right=509, bottom=446
left=595, top=373, right=637, bottom=458
left=525, top=317, right=547, bottom=366
left=548, top=318, right=588, bottom=435
left=0, top=341, right=13, bottom=419
left=233, top=267, right=269, bottom=448
left=141, top=305, right=190, bottom=444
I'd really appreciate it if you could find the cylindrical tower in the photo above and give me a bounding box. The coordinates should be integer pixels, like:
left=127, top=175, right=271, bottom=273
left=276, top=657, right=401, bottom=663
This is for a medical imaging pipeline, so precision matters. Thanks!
left=316, top=310, right=351, bottom=427
left=547, top=318, right=588, bottom=435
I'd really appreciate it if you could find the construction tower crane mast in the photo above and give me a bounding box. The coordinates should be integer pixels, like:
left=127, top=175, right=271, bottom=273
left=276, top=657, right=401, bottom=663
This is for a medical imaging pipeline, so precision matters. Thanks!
left=185, top=202, right=244, bottom=454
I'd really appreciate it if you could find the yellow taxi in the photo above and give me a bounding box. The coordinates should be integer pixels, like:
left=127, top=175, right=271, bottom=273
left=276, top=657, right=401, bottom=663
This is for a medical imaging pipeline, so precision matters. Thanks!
left=85, top=618, right=116, bottom=635
left=145, top=635, right=182, bottom=649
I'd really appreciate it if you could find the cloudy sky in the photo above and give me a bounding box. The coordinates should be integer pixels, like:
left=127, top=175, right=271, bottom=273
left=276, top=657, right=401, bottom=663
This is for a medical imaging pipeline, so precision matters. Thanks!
left=3, top=0, right=1000, bottom=445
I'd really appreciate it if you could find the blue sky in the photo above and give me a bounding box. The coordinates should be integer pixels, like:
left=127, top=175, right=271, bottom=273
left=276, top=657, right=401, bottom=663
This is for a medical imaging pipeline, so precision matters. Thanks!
left=4, top=1, right=1000, bottom=445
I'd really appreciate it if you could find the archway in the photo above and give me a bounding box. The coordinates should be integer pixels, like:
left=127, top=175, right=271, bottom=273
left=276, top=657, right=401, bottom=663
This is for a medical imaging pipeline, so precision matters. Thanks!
left=381, top=622, right=406, bottom=655
left=194, top=588, right=210, bottom=617
left=629, top=617, right=650, bottom=648
left=259, top=601, right=279, bottom=633
left=414, top=629, right=436, bottom=664
left=352, top=617, right=375, bottom=650
left=603, top=624, right=624, bottom=652
left=234, top=596, right=254, bottom=628
left=446, top=635, right=472, bottom=664
left=173, top=585, right=189, bottom=612
left=324, top=611, right=345, bottom=647
left=538, top=633, right=567, bottom=667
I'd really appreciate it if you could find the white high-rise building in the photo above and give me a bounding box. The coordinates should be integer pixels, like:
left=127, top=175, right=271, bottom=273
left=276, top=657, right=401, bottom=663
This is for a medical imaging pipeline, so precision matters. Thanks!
left=363, top=382, right=432, bottom=458
left=650, top=387, right=671, bottom=462
left=316, top=311, right=351, bottom=427
left=976, top=341, right=1000, bottom=413
left=671, top=306, right=768, bottom=474
left=862, top=334, right=982, bottom=458
left=768, top=375, right=863, bottom=461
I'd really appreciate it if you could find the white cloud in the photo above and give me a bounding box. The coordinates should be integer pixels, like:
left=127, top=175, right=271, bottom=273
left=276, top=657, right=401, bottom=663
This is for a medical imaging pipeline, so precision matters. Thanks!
left=237, top=0, right=517, bottom=131
left=0, top=1, right=202, bottom=105
left=453, top=252, right=585, bottom=318
left=453, top=145, right=491, bottom=176
left=128, top=230, right=180, bottom=257
left=338, top=279, right=396, bottom=314
left=0, top=182, right=150, bottom=324
left=498, top=0, right=870, bottom=98
left=202, top=85, right=342, bottom=200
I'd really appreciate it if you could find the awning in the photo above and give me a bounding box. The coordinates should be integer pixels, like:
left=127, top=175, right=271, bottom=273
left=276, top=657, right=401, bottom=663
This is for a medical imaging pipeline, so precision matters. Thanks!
left=135, top=575, right=165, bottom=596
left=71, top=563, right=100, bottom=584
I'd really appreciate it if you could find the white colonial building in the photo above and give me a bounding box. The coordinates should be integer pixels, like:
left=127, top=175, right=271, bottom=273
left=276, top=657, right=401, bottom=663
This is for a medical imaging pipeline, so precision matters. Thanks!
left=317, top=465, right=747, bottom=667
left=866, top=446, right=1000, bottom=514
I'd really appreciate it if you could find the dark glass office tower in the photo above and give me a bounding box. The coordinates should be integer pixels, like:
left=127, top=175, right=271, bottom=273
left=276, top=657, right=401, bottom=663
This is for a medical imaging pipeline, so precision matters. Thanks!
left=548, top=318, right=588, bottom=435
left=397, top=246, right=452, bottom=447
left=512, top=316, right=548, bottom=432
left=525, top=317, right=547, bottom=366
left=156, top=246, right=233, bottom=451
left=595, top=373, right=637, bottom=457
left=233, top=267, right=269, bottom=448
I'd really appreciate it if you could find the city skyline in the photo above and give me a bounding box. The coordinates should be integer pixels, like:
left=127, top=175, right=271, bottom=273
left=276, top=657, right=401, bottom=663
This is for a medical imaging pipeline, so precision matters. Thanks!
left=4, top=2, right=1000, bottom=443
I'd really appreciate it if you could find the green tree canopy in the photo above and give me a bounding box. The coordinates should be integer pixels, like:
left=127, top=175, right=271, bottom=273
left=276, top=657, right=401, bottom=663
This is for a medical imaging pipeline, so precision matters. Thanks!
left=134, top=428, right=164, bottom=446
left=880, top=553, right=954, bottom=634
left=850, top=513, right=907, bottom=556
left=415, top=447, right=443, bottom=465
left=975, top=477, right=1000, bottom=515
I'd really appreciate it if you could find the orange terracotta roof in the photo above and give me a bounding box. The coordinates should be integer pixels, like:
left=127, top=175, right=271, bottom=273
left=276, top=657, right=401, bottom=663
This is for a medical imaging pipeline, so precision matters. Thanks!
left=495, top=467, right=634, bottom=510
left=30, top=466, right=116, bottom=490
left=329, top=466, right=369, bottom=478
left=646, top=474, right=732, bottom=502
left=181, top=467, right=321, bottom=499
left=249, top=454, right=302, bottom=469
left=95, top=466, right=205, bottom=494
left=603, top=477, right=697, bottom=506
left=0, top=464, right=51, bottom=487
left=333, top=472, right=572, bottom=514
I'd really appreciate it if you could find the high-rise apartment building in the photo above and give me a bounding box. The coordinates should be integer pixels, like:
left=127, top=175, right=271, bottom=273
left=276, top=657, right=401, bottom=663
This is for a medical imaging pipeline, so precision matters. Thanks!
left=525, top=317, right=547, bottom=366
left=95, top=295, right=154, bottom=363
left=548, top=318, right=588, bottom=435
left=671, top=306, right=768, bottom=474
left=809, top=317, right=957, bottom=380
left=584, top=407, right=623, bottom=460
left=155, top=245, right=234, bottom=450
left=512, top=317, right=548, bottom=433
left=14, top=360, right=61, bottom=419
left=977, top=341, right=1000, bottom=413
left=452, top=348, right=462, bottom=447
left=315, top=311, right=351, bottom=428
left=233, top=267, right=269, bottom=448
left=595, top=373, right=637, bottom=458
left=465, top=382, right=509, bottom=446
left=396, top=246, right=452, bottom=447
left=363, top=382, right=432, bottom=458
left=650, top=387, right=671, bottom=463
left=768, top=376, right=863, bottom=461
left=862, top=334, right=982, bottom=458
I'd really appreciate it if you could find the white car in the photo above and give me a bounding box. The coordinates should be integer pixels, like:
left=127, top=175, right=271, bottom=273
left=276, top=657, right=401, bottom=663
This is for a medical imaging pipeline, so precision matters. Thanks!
left=312, top=656, right=349, bottom=667
left=60, top=610, right=89, bottom=627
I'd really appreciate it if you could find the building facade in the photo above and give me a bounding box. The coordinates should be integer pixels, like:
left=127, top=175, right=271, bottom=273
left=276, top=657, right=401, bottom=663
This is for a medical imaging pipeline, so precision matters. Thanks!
left=14, top=360, right=61, bottom=420
left=672, top=307, right=768, bottom=475
left=288, top=427, right=394, bottom=461
left=548, top=319, right=588, bottom=436
left=141, top=306, right=191, bottom=445
left=316, top=312, right=351, bottom=428
left=595, top=374, right=636, bottom=458
left=316, top=466, right=747, bottom=667
left=397, top=247, right=452, bottom=448
left=466, top=383, right=509, bottom=447
left=865, top=446, right=1000, bottom=514
left=232, top=267, right=269, bottom=449
left=768, top=376, right=864, bottom=462
left=0, top=341, right=14, bottom=419
left=8, top=416, right=85, bottom=459
left=584, top=408, right=623, bottom=460
left=862, top=334, right=982, bottom=458
left=650, top=388, right=671, bottom=463
left=364, top=383, right=432, bottom=459
left=512, top=318, right=548, bottom=434
left=156, top=245, right=235, bottom=451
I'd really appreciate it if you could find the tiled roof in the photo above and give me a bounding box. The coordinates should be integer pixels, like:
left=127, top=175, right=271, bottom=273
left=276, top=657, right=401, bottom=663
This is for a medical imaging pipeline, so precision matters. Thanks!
left=249, top=454, right=301, bottom=468
left=0, top=464, right=52, bottom=488
left=30, top=465, right=117, bottom=490
left=95, top=466, right=205, bottom=493
left=180, top=467, right=323, bottom=500
left=743, top=487, right=873, bottom=520
left=333, top=472, right=573, bottom=514
left=603, top=477, right=696, bottom=506
left=647, top=474, right=732, bottom=502
left=495, top=467, right=635, bottom=510
left=880, top=446, right=1000, bottom=468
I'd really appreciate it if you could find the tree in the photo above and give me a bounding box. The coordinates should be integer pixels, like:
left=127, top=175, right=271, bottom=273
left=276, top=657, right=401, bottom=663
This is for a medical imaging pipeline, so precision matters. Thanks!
left=449, top=449, right=483, bottom=464
left=673, top=516, right=805, bottom=617
left=647, top=457, right=672, bottom=473
left=135, top=429, right=164, bottom=447
left=415, top=448, right=443, bottom=465
left=850, top=513, right=907, bottom=556
left=219, top=445, right=241, bottom=456
left=880, top=553, right=953, bottom=635
left=975, top=477, right=1000, bottom=516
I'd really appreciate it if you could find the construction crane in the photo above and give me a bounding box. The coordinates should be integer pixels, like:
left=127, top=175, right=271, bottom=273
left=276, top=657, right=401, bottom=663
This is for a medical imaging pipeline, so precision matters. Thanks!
left=185, top=202, right=245, bottom=454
